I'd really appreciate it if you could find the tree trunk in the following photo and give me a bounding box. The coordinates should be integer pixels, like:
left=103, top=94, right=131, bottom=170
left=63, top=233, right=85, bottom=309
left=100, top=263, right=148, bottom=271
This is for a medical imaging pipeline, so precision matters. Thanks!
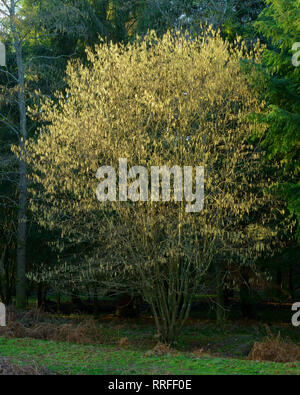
left=0, top=246, right=7, bottom=302
left=57, top=293, right=61, bottom=313
left=115, top=293, right=140, bottom=318
left=93, top=289, right=98, bottom=314
left=216, top=262, right=226, bottom=326
left=0, top=240, right=14, bottom=305
left=288, top=264, right=295, bottom=300
left=10, top=0, right=28, bottom=310
left=71, top=293, right=82, bottom=309
left=37, top=284, right=43, bottom=308
left=276, top=268, right=282, bottom=290
left=240, top=269, right=256, bottom=319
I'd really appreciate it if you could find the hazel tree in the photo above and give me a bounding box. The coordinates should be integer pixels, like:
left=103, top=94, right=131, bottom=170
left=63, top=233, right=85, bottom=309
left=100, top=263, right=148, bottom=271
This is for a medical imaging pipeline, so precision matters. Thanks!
left=28, top=29, right=287, bottom=344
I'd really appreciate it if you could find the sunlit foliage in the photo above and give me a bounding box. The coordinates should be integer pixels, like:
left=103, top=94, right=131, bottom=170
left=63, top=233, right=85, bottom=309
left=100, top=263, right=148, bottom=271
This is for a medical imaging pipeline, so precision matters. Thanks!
left=28, top=29, right=288, bottom=343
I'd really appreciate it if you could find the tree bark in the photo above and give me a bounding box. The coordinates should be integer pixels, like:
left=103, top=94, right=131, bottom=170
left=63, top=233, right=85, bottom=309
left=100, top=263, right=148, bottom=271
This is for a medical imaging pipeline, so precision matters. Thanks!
left=37, top=284, right=43, bottom=308
left=288, top=264, right=294, bottom=300
left=216, top=262, right=226, bottom=326
left=10, top=0, right=28, bottom=310
left=240, top=269, right=256, bottom=319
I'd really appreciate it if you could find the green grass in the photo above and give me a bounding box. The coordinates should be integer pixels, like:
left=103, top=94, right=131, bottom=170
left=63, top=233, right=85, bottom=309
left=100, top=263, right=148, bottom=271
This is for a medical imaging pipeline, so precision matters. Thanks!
left=1, top=336, right=299, bottom=375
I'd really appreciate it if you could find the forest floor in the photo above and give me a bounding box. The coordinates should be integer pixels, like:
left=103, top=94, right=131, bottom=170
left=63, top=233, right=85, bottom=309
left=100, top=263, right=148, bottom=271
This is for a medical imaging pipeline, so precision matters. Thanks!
left=0, top=308, right=300, bottom=375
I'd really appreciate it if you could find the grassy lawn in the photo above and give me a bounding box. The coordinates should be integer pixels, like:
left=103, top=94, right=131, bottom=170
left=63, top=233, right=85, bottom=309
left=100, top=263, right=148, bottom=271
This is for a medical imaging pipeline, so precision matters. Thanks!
left=1, top=310, right=300, bottom=375
left=0, top=336, right=299, bottom=375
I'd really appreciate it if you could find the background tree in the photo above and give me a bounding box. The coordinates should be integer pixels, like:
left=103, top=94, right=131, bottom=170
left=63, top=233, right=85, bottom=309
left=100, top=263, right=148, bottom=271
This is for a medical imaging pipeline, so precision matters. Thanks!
left=0, top=0, right=29, bottom=308
left=254, top=0, right=300, bottom=243
left=252, top=0, right=300, bottom=299
left=212, top=0, right=300, bottom=320
left=134, top=0, right=237, bottom=38
left=0, top=0, right=129, bottom=308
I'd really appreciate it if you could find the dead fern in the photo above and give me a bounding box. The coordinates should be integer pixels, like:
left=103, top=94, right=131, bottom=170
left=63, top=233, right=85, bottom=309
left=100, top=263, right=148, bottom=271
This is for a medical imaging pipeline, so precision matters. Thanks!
left=248, top=326, right=300, bottom=363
